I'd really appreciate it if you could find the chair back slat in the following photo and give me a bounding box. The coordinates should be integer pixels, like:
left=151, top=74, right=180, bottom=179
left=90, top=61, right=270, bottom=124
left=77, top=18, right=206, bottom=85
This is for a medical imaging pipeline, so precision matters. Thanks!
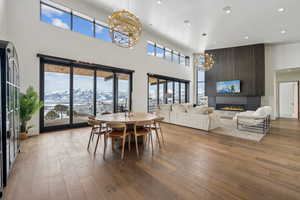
left=134, top=120, right=154, bottom=127
left=107, top=122, right=127, bottom=129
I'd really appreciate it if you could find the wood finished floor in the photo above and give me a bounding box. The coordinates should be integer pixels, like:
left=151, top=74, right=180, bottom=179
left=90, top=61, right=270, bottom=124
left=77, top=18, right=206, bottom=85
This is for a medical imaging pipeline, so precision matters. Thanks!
left=4, top=119, right=300, bottom=200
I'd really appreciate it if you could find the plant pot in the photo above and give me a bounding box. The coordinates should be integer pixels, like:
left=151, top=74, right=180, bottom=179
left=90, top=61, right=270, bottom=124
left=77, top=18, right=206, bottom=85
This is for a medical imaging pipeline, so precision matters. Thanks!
left=20, top=132, right=28, bottom=140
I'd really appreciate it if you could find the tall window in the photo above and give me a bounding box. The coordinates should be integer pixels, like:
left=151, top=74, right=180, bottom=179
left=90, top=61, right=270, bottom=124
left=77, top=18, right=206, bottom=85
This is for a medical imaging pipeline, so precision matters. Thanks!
left=197, top=70, right=206, bottom=105
left=148, top=77, right=158, bottom=113
left=40, top=56, right=133, bottom=132
left=159, top=79, right=166, bottom=104
left=117, top=73, right=130, bottom=112
left=174, top=82, right=180, bottom=103
left=147, top=75, right=189, bottom=112
left=72, top=11, right=94, bottom=37
left=96, top=71, right=114, bottom=114
left=180, top=82, right=186, bottom=103
left=73, top=68, right=94, bottom=124
left=44, top=64, right=70, bottom=127
left=41, top=0, right=71, bottom=30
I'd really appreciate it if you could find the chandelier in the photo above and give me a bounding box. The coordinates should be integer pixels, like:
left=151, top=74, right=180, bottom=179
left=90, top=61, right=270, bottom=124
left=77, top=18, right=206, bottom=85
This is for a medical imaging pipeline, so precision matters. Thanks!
left=108, top=10, right=142, bottom=48
left=193, top=53, right=215, bottom=71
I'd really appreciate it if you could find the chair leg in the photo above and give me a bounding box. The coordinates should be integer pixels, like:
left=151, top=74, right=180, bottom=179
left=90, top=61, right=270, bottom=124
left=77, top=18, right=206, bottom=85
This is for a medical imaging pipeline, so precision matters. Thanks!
left=121, top=136, right=126, bottom=160
left=159, top=125, right=166, bottom=146
left=149, top=133, right=154, bottom=156
left=94, top=134, right=101, bottom=155
left=128, top=134, right=131, bottom=152
left=87, top=128, right=94, bottom=150
left=135, top=134, right=139, bottom=158
left=154, top=128, right=161, bottom=148
left=111, top=138, right=115, bottom=152
left=103, top=135, right=107, bottom=160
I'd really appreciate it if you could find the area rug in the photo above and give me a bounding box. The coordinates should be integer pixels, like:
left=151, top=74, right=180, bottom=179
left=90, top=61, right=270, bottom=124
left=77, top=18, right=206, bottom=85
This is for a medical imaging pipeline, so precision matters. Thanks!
left=211, top=119, right=266, bottom=142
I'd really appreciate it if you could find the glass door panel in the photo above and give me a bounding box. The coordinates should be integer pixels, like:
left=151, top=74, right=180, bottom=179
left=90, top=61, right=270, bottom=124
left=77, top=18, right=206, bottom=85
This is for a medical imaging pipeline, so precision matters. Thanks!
left=44, top=64, right=70, bottom=127
left=117, top=73, right=130, bottom=112
left=96, top=71, right=114, bottom=115
left=174, top=82, right=180, bottom=104
left=148, top=77, right=158, bottom=112
left=180, top=83, right=186, bottom=103
left=159, top=79, right=166, bottom=104
left=167, top=81, right=173, bottom=104
left=73, top=68, right=94, bottom=123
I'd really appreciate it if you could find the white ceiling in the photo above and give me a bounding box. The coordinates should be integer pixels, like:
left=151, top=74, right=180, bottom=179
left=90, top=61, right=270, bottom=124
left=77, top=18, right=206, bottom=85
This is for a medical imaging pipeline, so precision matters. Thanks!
left=84, top=0, right=300, bottom=52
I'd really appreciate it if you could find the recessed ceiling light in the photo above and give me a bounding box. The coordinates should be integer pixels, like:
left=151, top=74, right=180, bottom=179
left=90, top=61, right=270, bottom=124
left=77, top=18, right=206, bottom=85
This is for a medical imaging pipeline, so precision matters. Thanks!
left=184, top=20, right=191, bottom=26
left=281, top=30, right=286, bottom=34
left=244, top=36, right=249, bottom=40
left=278, top=8, right=285, bottom=12
left=223, top=6, right=232, bottom=14
left=157, top=0, right=163, bottom=5
left=202, top=33, right=207, bottom=37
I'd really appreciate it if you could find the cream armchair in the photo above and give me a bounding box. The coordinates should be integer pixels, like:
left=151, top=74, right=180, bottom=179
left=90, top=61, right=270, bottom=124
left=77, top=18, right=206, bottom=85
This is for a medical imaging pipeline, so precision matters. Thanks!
left=234, top=106, right=272, bottom=134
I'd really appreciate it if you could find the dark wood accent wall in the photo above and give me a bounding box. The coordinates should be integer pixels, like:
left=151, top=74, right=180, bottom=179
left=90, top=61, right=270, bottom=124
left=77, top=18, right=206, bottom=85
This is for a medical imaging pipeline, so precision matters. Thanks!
left=205, top=44, right=265, bottom=97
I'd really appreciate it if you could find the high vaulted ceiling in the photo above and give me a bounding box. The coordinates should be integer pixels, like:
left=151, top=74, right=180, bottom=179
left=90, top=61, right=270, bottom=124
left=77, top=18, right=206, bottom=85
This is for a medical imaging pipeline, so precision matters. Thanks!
left=84, top=0, right=300, bottom=52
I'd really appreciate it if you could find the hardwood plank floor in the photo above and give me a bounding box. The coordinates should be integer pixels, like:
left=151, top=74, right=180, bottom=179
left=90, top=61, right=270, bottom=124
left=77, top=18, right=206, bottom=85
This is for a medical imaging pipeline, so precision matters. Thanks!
left=4, top=119, right=300, bottom=200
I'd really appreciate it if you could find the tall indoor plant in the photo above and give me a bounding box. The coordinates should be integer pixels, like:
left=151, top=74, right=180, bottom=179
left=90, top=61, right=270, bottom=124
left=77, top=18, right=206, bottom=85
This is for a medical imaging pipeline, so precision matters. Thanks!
left=20, top=86, right=43, bottom=137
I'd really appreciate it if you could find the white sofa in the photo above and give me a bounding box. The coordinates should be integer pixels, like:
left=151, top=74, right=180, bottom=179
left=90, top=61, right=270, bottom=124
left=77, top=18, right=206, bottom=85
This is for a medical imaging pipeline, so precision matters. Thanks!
left=156, top=104, right=220, bottom=131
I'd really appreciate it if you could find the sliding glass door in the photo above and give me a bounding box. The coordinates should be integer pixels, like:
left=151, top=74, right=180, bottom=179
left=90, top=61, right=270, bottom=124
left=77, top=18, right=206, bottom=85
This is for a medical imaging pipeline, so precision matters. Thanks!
left=167, top=81, right=173, bottom=104
left=174, top=82, right=180, bottom=104
left=96, top=71, right=114, bottom=114
left=40, top=57, right=133, bottom=132
left=159, top=79, right=166, bottom=104
left=148, top=77, right=158, bottom=112
left=117, top=73, right=131, bottom=112
left=73, top=68, right=94, bottom=124
left=180, top=82, right=186, bottom=103
left=44, top=64, right=70, bottom=127
left=147, top=74, right=189, bottom=112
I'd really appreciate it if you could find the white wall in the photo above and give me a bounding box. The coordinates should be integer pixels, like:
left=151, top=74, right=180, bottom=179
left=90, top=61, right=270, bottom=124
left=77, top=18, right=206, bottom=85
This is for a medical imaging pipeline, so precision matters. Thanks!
left=0, top=0, right=7, bottom=39
left=6, top=0, right=193, bottom=135
left=264, top=42, right=300, bottom=119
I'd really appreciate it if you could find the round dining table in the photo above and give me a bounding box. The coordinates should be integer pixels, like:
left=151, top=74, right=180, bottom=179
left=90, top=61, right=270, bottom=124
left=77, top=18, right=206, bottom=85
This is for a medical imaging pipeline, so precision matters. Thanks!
left=95, top=112, right=159, bottom=146
left=95, top=112, right=159, bottom=124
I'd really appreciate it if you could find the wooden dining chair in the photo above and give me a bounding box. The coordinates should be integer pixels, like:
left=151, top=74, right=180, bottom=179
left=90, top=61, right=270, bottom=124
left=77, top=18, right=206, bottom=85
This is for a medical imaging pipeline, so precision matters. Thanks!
left=87, top=116, right=107, bottom=154
left=132, top=120, right=154, bottom=158
left=103, top=122, right=130, bottom=160
left=151, top=117, right=166, bottom=147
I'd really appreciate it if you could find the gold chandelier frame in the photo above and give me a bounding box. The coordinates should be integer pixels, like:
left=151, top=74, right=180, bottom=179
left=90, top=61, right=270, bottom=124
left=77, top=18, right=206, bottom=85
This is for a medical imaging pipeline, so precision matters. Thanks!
left=108, top=10, right=142, bottom=48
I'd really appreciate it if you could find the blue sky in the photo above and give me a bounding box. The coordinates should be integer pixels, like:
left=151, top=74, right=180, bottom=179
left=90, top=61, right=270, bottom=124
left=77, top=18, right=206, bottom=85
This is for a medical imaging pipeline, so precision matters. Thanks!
left=41, top=3, right=111, bottom=42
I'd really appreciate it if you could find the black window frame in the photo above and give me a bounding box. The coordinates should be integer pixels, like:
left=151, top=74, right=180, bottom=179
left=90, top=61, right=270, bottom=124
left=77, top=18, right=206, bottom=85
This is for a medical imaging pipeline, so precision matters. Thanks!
left=40, top=0, right=113, bottom=43
left=146, top=40, right=190, bottom=67
left=40, top=0, right=72, bottom=30
left=71, top=10, right=94, bottom=37
left=147, top=73, right=190, bottom=113
left=39, top=54, right=134, bottom=132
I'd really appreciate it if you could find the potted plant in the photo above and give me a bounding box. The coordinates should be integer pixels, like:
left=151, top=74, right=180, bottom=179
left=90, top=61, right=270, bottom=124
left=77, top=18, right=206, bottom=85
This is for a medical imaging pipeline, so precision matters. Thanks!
left=20, top=86, right=43, bottom=139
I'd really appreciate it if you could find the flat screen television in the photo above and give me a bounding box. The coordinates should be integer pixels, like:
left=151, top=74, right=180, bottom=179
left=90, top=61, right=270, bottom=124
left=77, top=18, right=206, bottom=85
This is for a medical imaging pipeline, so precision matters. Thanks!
left=216, top=80, right=241, bottom=94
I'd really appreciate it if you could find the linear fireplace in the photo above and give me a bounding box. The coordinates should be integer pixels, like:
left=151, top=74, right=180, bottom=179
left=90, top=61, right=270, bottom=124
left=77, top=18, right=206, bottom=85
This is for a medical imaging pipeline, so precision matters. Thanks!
left=208, top=96, right=261, bottom=111
left=216, top=104, right=246, bottom=112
